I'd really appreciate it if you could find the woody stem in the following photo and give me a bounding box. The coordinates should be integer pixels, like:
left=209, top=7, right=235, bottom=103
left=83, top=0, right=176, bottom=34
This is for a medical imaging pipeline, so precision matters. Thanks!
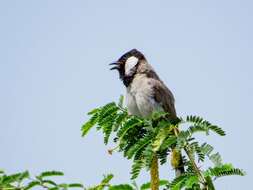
left=150, top=154, right=159, bottom=190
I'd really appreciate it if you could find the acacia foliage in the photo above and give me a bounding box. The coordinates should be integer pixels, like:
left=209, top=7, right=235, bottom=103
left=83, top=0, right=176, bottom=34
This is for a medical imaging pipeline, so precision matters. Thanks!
left=0, top=170, right=168, bottom=190
left=82, top=97, right=245, bottom=189
left=0, top=170, right=84, bottom=190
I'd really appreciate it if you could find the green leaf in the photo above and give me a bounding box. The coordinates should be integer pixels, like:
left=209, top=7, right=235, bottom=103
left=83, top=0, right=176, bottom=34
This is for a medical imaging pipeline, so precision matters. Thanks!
left=200, top=143, right=214, bottom=156
left=102, top=119, right=115, bottom=144
left=68, top=183, right=84, bottom=188
left=118, top=95, right=124, bottom=108
left=209, top=152, right=222, bottom=166
left=109, top=184, right=134, bottom=190
left=176, top=131, right=188, bottom=149
left=206, top=164, right=245, bottom=178
left=152, top=125, right=171, bottom=152
left=184, top=175, right=198, bottom=188
left=189, top=141, right=205, bottom=162
left=160, top=136, right=177, bottom=151
left=82, top=112, right=99, bottom=137
left=98, top=106, right=119, bottom=126
left=140, top=180, right=169, bottom=190
left=143, top=144, right=154, bottom=168
left=185, top=115, right=226, bottom=136
left=98, top=102, right=118, bottom=123
left=101, top=174, right=114, bottom=185
left=133, top=145, right=146, bottom=161
left=150, top=111, right=169, bottom=120
left=48, top=187, right=60, bottom=190
left=2, top=171, right=29, bottom=184
left=90, top=174, right=113, bottom=190
left=113, top=111, right=128, bottom=132
left=19, top=170, right=30, bottom=181
left=208, top=125, right=226, bottom=136
left=39, top=171, right=64, bottom=178
left=24, top=181, right=41, bottom=190
left=58, top=183, right=69, bottom=189
left=117, top=117, right=142, bottom=138
left=157, top=149, right=169, bottom=165
left=187, top=125, right=209, bottom=135
left=42, top=179, right=57, bottom=187
left=205, top=176, right=215, bottom=190
left=88, top=108, right=101, bottom=115
left=131, top=160, right=144, bottom=180
left=126, top=133, right=152, bottom=159
left=168, top=173, right=195, bottom=190
left=186, top=115, right=203, bottom=123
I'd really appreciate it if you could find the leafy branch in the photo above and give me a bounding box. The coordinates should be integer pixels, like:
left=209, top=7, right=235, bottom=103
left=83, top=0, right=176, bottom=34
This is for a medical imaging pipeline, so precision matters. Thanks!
left=0, top=170, right=84, bottom=190
left=1, top=97, right=244, bottom=190
left=0, top=170, right=168, bottom=190
left=82, top=97, right=245, bottom=190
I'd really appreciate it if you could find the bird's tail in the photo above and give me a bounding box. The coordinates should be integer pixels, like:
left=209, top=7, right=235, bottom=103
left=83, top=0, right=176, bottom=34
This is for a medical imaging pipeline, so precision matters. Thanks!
left=171, top=148, right=185, bottom=177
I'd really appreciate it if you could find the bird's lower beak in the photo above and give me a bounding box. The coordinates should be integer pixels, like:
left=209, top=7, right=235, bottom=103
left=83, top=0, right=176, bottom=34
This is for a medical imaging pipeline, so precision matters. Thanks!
left=109, top=62, right=120, bottom=70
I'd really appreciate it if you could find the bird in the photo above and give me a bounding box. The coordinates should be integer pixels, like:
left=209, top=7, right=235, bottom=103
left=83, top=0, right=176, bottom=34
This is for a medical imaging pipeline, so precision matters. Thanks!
left=110, top=48, right=184, bottom=176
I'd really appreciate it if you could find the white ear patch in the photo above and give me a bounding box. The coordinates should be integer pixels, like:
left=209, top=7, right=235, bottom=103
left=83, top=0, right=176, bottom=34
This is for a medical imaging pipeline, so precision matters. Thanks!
left=125, top=56, right=139, bottom=75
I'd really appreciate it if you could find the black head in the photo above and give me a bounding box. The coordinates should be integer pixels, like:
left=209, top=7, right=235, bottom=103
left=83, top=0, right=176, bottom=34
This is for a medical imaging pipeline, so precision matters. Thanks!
left=110, top=49, right=146, bottom=86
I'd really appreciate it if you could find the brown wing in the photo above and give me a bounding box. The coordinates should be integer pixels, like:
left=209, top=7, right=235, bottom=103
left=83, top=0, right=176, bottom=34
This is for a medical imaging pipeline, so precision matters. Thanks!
left=151, top=79, right=177, bottom=119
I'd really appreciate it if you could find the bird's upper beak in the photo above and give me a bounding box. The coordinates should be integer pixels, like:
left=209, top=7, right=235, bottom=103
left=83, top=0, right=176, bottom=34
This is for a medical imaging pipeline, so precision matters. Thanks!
left=109, top=61, right=121, bottom=70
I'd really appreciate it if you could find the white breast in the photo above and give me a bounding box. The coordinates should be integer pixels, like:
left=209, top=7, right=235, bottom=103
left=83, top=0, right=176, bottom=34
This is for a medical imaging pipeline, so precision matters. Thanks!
left=126, top=90, right=142, bottom=117
left=126, top=74, right=163, bottom=118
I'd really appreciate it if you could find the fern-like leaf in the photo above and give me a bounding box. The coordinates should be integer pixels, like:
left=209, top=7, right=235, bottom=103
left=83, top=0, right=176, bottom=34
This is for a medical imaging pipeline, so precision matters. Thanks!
left=98, top=104, right=119, bottom=126
left=209, top=152, right=222, bottom=166
left=208, top=125, right=226, bottom=136
left=24, top=181, right=41, bottom=190
left=125, top=133, right=152, bottom=159
left=82, top=112, right=99, bottom=137
left=131, top=160, right=144, bottom=180
left=38, top=171, right=64, bottom=178
left=185, top=115, right=226, bottom=136
left=140, top=180, right=169, bottom=190
left=109, top=184, right=134, bottom=190
left=152, top=125, right=172, bottom=152
left=189, top=141, right=205, bottom=162
left=143, top=144, right=154, bottom=168
left=168, top=173, right=195, bottom=190
left=113, top=111, right=128, bottom=132
left=206, top=164, right=245, bottom=178
left=117, top=117, right=142, bottom=139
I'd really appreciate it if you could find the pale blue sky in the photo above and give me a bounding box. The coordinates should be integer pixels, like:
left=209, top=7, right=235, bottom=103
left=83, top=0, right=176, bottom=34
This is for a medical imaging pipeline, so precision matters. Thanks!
left=0, top=0, right=252, bottom=189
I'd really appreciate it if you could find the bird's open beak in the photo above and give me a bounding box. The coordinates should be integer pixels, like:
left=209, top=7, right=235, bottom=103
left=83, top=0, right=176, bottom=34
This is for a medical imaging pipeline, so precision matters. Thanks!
left=109, top=62, right=120, bottom=70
